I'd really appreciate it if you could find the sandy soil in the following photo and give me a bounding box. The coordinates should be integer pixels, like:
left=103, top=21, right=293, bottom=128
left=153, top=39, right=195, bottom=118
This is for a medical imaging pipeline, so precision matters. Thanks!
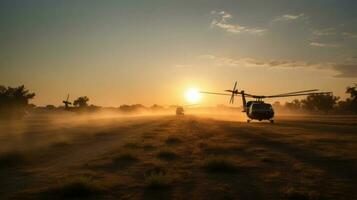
left=0, top=113, right=356, bottom=199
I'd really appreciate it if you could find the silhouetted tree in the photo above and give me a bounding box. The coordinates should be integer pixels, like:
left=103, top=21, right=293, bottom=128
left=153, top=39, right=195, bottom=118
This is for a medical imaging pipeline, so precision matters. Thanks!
left=119, top=104, right=146, bottom=113
left=151, top=104, right=163, bottom=111
left=73, top=96, right=89, bottom=108
left=345, top=84, right=357, bottom=113
left=0, top=85, right=35, bottom=119
left=301, top=93, right=339, bottom=114
left=285, top=99, right=301, bottom=110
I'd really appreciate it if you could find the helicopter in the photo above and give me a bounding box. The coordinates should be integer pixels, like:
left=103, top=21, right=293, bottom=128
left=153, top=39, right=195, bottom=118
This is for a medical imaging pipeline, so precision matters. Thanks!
left=173, top=104, right=199, bottom=116
left=201, top=81, right=331, bottom=123
left=176, top=106, right=185, bottom=115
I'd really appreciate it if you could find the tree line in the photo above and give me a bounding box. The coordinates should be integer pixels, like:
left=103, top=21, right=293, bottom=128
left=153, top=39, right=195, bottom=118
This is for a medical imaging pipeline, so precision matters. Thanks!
left=1, top=84, right=357, bottom=119
left=273, top=84, right=357, bottom=114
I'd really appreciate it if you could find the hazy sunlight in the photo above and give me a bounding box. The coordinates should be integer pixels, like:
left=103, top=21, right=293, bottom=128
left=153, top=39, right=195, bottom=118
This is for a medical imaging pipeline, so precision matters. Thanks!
left=185, top=88, right=201, bottom=104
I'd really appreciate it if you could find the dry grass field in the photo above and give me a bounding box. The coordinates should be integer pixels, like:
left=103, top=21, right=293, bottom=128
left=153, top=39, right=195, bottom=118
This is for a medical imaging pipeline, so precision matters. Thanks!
left=0, top=113, right=356, bottom=200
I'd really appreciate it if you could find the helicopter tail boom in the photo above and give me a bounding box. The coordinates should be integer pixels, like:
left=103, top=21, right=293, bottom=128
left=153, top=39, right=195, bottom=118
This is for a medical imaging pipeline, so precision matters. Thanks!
left=241, top=90, right=247, bottom=112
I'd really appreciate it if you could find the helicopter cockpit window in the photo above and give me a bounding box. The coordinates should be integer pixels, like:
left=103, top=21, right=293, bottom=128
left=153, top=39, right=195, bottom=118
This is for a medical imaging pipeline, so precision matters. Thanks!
left=252, top=104, right=272, bottom=111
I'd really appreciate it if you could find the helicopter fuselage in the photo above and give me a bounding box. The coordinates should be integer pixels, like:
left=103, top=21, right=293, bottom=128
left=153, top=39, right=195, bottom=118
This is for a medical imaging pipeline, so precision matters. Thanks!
left=245, top=101, right=274, bottom=122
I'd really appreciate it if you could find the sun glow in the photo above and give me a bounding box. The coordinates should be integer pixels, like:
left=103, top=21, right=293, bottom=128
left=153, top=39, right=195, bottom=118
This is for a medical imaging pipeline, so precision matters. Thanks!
left=185, top=88, right=201, bottom=104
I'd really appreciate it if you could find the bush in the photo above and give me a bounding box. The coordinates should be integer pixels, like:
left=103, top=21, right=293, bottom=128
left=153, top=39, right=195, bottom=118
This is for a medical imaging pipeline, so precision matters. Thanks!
left=283, top=187, right=320, bottom=200
left=165, top=136, right=182, bottom=145
left=45, top=176, right=103, bottom=198
left=0, top=151, right=25, bottom=168
left=123, top=142, right=139, bottom=149
left=144, top=167, right=169, bottom=189
left=113, top=153, right=138, bottom=162
left=157, top=150, right=178, bottom=160
left=203, top=157, right=238, bottom=173
left=0, top=85, right=35, bottom=119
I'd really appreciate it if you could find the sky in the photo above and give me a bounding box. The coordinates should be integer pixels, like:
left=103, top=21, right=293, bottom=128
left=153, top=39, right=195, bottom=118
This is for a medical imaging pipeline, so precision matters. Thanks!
left=0, top=0, right=356, bottom=107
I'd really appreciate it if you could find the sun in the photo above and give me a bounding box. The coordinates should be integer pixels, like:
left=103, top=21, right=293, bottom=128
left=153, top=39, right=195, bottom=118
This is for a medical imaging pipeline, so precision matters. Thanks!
left=185, top=88, right=201, bottom=104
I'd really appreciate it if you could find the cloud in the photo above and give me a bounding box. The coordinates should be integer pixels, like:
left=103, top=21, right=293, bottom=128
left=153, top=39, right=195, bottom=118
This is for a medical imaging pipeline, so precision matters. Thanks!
left=332, top=64, right=357, bottom=78
left=310, top=42, right=341, bottom=48
left=210, top=11, right=266, bottom=36
left=199, top=55, right=357, bottom=78
left=342, top=32, right=357, bottom=39
left=273, top=13, right=306, bottom=22
left=312, top=28, right=336, bottom=37
left=199, top=54, right=325, bottom=68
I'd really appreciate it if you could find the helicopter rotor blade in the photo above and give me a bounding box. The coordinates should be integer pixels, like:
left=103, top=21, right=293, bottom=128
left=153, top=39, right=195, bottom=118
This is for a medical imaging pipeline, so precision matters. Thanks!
left=265, top=92, right=332, bottom=98
left=270, top=89, right=319, bottom=97
left=200, top=91, right=232, bottom=96
left=230, top=95, right=234, bottom=104
left=233, top=81, right=237, bottom=92
left=229, top=81, right=237, bottom=104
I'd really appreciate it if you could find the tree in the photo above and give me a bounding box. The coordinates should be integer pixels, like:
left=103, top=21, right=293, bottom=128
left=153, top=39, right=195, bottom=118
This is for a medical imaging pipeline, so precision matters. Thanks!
left=346, top=84, right=357, bottom=100
left=73, top=96, right=89, bottom=108
left=0, top=85, right=35, bottom=119
left=301, top=93, right=339, bottom=114
left=285, top=99, right=301, bottom=111
left=345, top=84, right=357, bottom=113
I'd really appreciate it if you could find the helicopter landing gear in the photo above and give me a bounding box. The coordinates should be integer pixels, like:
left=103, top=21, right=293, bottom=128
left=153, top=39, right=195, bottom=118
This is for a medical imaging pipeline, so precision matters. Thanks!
left=247, top=119, right=251, bottom=123
left=270, top=119, right=274, bottom=123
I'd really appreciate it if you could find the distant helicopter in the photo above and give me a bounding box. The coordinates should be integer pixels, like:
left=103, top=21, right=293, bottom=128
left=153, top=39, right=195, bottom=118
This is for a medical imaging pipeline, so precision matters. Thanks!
left=201, top=82, right=331, bottom=123
left=176, top=106, right=185, bottom=115
left=174, top=104, right=199, bottom=116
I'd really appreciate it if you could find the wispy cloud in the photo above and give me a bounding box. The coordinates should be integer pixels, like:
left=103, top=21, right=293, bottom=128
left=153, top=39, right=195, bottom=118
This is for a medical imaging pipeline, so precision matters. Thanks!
left=342, top=32, right=357, bottom=39
left=309, top=28, right=357, bottom=47
left=199, top=55, right=357, bottom=78
left=199, top=54, right=326, bottom=68
left=210, top=11, right=266, bottom=36
left=310, top=42, right=341, bottom=48
left=332, top=64, right=357, bottom=78
left=273, top=13, right=307, bottom=22
left=312, top=28, right=336, bottom=37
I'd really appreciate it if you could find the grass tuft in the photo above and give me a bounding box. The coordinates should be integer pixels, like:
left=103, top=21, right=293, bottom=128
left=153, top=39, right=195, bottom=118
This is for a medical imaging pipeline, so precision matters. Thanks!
left=165, top=136, right=182, bottom=145
left=123, top=142, right=139, bottom=149
left=113, top=153, right=138, bottom=163
left=157, top=150, right=178, bottom=160
left=143, top=144, right=156, bottom=151
left=50, top=141, right=70, bottom=148
left=45, top=176, right=103, bottom=198
left=203, top=144, right=242, bottom=155
left=0, top=151, right=25, bottom=168
left=203, top=157, right=238, bottom=173
left=144, top=167, right=169, bottom=189
left=283, top=187, right=320, bottom=200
